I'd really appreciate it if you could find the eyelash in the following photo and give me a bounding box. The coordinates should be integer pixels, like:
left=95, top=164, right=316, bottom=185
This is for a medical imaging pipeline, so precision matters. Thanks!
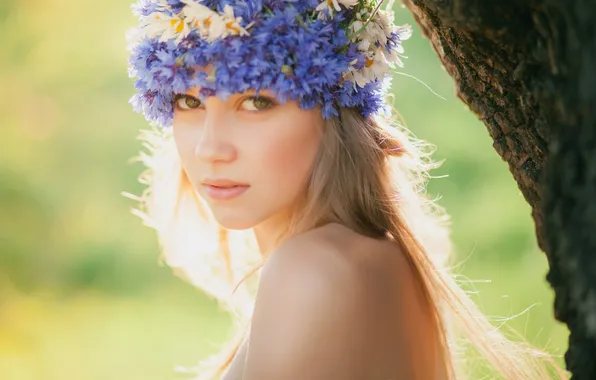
left=173, top=94, right=277, bottom=112
left=173, top=94, right=202, bottom=111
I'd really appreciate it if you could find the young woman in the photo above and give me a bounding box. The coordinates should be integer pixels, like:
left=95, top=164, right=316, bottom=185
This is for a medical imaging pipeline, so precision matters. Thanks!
left=127, top=0, right=566, bottom=378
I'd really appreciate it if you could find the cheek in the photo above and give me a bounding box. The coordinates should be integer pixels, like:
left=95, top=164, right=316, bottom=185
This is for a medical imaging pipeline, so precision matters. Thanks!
left=253, top=123, right=321, bottom=201
left=172, top=123, right=201, bottom=187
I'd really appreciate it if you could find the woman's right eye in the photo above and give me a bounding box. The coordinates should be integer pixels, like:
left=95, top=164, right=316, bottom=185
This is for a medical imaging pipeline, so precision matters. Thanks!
left=174, top=94, right=203, bottom=110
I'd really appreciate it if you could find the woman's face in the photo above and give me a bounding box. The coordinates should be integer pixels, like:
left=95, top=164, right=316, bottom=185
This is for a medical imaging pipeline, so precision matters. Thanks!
left=172, top=88, right=324, bottom=230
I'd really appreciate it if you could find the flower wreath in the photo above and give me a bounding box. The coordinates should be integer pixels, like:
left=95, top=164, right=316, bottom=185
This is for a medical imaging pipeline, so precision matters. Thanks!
left=127, top=0, right=412, bottom=126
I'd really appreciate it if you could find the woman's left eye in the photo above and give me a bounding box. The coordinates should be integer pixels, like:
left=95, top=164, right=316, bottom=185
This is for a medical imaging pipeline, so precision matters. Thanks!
left=241, top=96, right=276, bottom=112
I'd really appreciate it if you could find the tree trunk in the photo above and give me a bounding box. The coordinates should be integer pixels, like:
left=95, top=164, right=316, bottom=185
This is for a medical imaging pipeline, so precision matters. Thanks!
left=402, top=0, right=596, bottom=378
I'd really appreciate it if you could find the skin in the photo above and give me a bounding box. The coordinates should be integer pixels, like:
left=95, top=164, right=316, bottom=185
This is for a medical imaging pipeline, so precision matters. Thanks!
left=172, top=88, right=324, bottom=253
left=226, top=223, right=445, bottom=380
left=172, top=89, right=445, bottom=380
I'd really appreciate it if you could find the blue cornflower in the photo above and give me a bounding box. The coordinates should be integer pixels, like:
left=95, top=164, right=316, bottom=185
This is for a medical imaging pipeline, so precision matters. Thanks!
left=128, top=0, right=412, bottom=126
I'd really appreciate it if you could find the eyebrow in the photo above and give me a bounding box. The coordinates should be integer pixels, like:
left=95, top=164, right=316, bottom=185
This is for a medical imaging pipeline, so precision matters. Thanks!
left=184, top=88, right=275, bottom=98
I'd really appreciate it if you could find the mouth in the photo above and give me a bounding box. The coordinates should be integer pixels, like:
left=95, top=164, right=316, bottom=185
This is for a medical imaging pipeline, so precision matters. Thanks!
left=201, top=181, right=250, bottom=201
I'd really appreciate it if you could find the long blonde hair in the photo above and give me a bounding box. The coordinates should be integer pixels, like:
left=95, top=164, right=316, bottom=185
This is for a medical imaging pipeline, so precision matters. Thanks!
left=133, top=107, right=566, bottom=379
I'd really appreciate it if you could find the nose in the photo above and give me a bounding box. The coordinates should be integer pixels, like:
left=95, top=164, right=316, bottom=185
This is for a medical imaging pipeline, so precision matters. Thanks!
left=194, top=103, right=237, bottom=163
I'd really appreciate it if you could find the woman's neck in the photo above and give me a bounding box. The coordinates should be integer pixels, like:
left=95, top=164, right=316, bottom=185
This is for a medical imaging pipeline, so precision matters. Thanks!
left=252, top=210, right=293, bottom=256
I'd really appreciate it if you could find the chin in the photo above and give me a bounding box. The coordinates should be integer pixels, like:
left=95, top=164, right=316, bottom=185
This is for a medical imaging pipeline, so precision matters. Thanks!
left=211, top=211, right=260, bottom=231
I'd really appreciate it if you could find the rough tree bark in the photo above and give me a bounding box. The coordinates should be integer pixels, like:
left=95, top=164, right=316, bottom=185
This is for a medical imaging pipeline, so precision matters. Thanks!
left=402, top=0, right=596, bottom=378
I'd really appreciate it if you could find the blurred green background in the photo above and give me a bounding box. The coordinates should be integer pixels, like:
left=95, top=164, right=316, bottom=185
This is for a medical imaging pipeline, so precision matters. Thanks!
left=0, top=1, right=568, bottom=379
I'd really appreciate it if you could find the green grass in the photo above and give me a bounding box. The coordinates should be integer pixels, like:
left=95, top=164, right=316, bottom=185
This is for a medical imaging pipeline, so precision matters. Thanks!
left=0, top=285, right=231, bottom=380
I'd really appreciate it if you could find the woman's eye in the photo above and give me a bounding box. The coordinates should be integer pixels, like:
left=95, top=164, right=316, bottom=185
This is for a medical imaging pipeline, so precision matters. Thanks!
left=241, top=96, right=276, bottom=112
left=174, top=94, right=203, bottom=110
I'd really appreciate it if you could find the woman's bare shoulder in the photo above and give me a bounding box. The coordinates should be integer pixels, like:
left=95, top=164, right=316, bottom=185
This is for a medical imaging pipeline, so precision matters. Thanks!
left=241, top=223, right=442, bottom=380
left=264, top=222, right=398, bottom=274
left=260, top=223, right=413, bottom=303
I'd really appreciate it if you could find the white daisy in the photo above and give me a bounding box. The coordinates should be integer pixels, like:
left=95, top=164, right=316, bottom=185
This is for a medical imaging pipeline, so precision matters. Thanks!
left=316, top=0, right=359, bottom=13
left=350, top=11, right=389, bottom=47
left=343, top=45, right=394, bottom=89
left=350, top=18, right=365, bottom=36
left=394, top=24, right=413, bottom=42
left=140, top=12, right=191, bottom=44
left=182, top=2, right=249, bottom=42
left=203, top=14, right=227, bottom=42
left=221, top=5, right=250, bottom=37
left=181, top=0, right=214, bottom=24
left=343, top=69, right=371, bottom=89
left=364, top=51, right=390, bottom=76
left=181, top=0, right=225, bottom=41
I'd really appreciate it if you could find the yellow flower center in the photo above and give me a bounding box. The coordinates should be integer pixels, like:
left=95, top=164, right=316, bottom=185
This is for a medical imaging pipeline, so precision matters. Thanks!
left=170, top=19, right=184, bottom=33
left=365, top=58, right=374, bottom=67
left=204, top=16, right=212, bottom=27
left=226, top=21, right=240, bottom=33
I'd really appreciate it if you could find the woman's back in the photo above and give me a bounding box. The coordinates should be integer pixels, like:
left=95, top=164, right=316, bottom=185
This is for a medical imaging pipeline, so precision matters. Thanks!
left=223, top=223, right=448, bottom=380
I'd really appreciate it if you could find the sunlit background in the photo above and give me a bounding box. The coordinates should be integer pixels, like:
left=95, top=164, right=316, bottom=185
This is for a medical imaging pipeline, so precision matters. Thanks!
left=0, top=1, right=569, bottom=379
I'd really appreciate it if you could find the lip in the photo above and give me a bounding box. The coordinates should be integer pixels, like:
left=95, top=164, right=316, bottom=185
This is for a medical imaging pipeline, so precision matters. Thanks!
left=201, top=178, right=250, bottom=201
left=203, top=184, right=250, bottom=200
left=202, top=178, right=249, bottom=187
